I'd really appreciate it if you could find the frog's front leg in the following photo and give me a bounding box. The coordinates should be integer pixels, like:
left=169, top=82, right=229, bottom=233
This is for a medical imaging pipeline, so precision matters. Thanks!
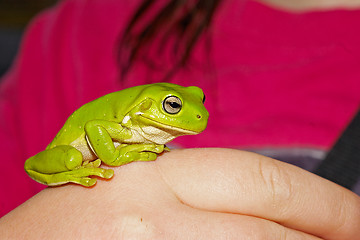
left=84, top=120, right=165, bottom=166
left=24, top=145, right=113, bottom=187
left=110, top=143, right=165, bottom=166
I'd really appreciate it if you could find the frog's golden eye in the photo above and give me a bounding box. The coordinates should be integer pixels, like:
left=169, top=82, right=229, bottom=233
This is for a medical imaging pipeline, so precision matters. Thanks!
left=163, top=96, right=182, bottom=114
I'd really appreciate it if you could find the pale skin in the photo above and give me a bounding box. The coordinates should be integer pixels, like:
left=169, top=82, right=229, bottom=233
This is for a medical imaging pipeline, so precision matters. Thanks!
left=1, top=149, right=360, bottom=239
left=2, top=0, right=360, bottom=239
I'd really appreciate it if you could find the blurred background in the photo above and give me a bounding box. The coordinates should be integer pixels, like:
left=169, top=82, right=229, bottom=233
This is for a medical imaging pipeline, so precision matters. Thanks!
left=0, top=0, right=57, bottom=78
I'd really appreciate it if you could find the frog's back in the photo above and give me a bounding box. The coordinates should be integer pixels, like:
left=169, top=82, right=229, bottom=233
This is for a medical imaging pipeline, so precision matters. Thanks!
left=47, top=84, right=158, bottom=148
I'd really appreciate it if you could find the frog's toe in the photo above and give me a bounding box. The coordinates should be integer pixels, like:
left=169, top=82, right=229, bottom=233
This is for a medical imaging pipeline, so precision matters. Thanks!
left=82, top=159, right=101, bottom=168
left=139, top=144, right=164, bottom=153
left=79, top=177, right=97, bottom=187
left=103, top=169, right=114, bottom=179
left=153, top=144, right=165, bottom=153
left=137, top=152, right=158, bottom=161
left=92, top=159, right=102, bottom=168
left=80, top=167, right=114, bottom=179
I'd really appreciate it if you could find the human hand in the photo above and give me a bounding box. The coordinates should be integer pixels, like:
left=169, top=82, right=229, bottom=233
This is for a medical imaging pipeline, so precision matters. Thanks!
left=1, top=148, right=359, bottom=239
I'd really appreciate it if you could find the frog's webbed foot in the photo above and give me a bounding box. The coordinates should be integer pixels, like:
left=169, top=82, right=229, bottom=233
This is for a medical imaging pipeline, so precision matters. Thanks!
left=25, top=146, right=114, bottom=187
left=65, top=159, right=113, bottom=186
left=105, top=144, right=165, bottom=166
left=26, top=162, right=114, bottom=187
left=51, top=165, right=114, bottom=187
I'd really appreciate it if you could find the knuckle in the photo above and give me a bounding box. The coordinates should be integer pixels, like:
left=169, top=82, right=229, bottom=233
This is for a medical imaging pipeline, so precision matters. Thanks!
left=257, top=158, right=295, bottom=213
left=331, top=190, right=360, bottom=238
left=331, top=191, right=348, bottom=231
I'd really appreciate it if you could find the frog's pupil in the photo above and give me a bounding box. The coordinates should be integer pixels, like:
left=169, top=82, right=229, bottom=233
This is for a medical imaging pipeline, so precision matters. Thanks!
left=170, top=102, right=180, bottom=109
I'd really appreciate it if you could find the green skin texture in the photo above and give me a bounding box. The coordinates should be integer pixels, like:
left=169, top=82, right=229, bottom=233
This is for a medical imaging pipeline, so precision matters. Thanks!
left=24, top=83, right=209, bottom=187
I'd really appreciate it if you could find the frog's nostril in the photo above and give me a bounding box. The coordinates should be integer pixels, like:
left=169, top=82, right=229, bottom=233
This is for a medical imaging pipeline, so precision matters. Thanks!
left=197, top=114, right=202, bottom=119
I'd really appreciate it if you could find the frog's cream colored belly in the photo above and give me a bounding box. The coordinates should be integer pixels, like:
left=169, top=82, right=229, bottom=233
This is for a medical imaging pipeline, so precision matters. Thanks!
left=123, top=125, right=196, bottom=145
left=70, top=133, right=97, bottom=161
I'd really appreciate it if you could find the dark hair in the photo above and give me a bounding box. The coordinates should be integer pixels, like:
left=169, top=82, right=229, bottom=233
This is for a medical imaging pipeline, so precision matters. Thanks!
left=118, top=0, right=221, bottom=80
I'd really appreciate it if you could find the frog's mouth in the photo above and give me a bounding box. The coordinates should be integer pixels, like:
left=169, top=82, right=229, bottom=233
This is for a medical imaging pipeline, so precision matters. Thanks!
left=138, top=115, right=200, bottom=135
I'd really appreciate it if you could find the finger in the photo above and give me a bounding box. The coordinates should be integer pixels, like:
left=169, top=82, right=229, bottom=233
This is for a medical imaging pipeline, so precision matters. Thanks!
left=156, top=148, right=360, bottom=240
left=125, top=203, right=322, bottom=240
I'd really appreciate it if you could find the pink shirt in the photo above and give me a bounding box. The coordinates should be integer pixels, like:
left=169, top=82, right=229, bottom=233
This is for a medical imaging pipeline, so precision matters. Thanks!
left=1, top=0, right=359, bottom=216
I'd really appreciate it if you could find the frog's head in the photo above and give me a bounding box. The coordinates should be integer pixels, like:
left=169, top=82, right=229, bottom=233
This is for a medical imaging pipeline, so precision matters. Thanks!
left=123, top=83, right=209, bottom=144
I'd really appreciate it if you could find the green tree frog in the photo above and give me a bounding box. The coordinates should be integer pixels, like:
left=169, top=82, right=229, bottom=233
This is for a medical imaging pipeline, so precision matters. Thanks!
left=24, top=83, right=208, bottom=187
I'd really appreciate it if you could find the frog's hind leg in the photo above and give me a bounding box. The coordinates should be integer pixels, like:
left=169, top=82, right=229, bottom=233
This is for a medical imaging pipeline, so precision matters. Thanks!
left=24, top=145, right=113, bottom=187
left=25, top=168, right=112, bottom=187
